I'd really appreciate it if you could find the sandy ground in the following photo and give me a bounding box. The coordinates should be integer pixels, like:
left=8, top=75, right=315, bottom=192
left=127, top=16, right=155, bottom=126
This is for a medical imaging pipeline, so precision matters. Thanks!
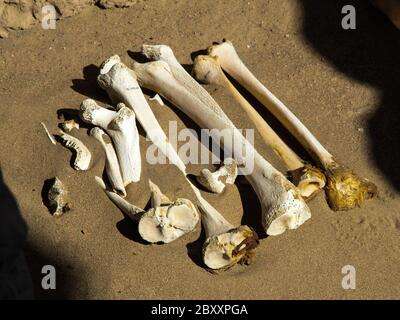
left=0, top=0, right=399, bottom=299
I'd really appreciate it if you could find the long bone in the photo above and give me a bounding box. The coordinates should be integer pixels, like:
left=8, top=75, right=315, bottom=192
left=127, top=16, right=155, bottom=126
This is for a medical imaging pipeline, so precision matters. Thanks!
left=192, top=54, right=326, bottom=200
left=80, top=100, right=141, bottom=186
left=97, top=56, right=258, bottom=269
left=90, top=127, right=126, bottom=197
left=131, top=58, right=311, bottom=236
left=208, top=40, right=377, bottom=211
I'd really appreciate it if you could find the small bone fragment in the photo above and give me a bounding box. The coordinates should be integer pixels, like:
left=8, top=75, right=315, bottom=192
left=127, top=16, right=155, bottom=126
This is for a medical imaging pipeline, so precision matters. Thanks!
left=197, top=158, right=238, bottom=194
left=61, top=119, right=80, bottom=132
left=47, top=177, right=70, bottom=217
left=58, top=131, right=91, bottom=171
left=40, top=122, right=56, bottom=145
left=90, top=127, right=126, bottom=197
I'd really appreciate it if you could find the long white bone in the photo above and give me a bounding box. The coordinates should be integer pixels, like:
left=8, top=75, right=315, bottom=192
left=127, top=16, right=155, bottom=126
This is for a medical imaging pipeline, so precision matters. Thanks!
left=80, top=100, right=141, bottom=186
left=90, top=127, right=126, bottom=197
left=208, top=40, right=377, bottom=211
left=97, top=56, right=258, bottom=268
left=192, top=54, right=326, bottom=200
left=131, top=58, right=311, bottom=236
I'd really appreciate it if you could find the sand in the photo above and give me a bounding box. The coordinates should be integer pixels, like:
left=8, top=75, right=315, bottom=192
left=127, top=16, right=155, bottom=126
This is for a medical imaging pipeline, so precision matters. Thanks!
left=0, top=0, right=399, bottom=299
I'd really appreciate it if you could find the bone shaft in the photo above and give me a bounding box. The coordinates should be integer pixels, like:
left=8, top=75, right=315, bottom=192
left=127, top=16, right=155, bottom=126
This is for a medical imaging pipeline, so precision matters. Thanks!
left=220, top=58, right=333, bottom=168
left=186, top=177, right=233, bottom=238
left=105, top=190, right=141, bottom=221
left=112, top=81, right=229, bottom=220
left=103, top=142, right=125, bottom=193
left=134, top=66, right=294, bottom=205
left=220, top=71, right=304, bottom=171
left=120, top=90, right=187, bottom=173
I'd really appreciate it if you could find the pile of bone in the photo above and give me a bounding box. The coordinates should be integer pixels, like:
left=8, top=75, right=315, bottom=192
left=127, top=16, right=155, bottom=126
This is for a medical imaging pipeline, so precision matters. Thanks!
left=45, top=40, right=377, bottom=272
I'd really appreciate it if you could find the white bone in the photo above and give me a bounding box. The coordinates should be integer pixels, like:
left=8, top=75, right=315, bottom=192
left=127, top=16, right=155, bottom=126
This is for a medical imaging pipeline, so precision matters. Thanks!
left=97, top=56, right=258, bottom=268
left=80, top=100, right=141, bottom=186
left=192, top=54, right=326, bottom=200
left=47, top=177, right=70, bottom=216
left=131, top=56, right=311, bottom=236
left=197, top=158, right=238, bottom=194
left=208, top=40, right=377, bottom=211
left=95, top=176, right=199, bottom=244
left=58, top=131, right=91, bottom=171
left=149, top=93, right=164, bottom=106
left=61, top=119, right=80, bottom=132
left=90, top=127, right=126, bottom=197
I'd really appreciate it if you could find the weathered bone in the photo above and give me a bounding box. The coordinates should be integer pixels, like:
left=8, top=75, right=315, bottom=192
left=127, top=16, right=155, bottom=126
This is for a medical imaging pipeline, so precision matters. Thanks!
left=58, top=131, right=91, bottom=171
left=197, top=158, right=238, bottom=194
left=192, top=54, right=325, bottom=200
left=131, top=56, right=311, bottom=236
left=95, top=176, right=199, bottom=244
left=61, top=119, right=80, bottom=132
left=97, top=55, right=258, bottom=268
left=80, top=100, right=141, bottom=186
left=90, top=127, right=126, bottom=197
left=208, top=40, right=377, bottom=210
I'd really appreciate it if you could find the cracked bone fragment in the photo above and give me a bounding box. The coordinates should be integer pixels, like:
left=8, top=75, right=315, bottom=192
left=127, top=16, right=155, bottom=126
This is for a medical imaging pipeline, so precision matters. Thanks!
left=46, top=177, right=70, bottom=217
left=201, top=204, right=259, bottom=271
left=80, top=99, right=141, bottom=186
left=208, top=40, right=377, bottom=210
left=97, top=55, right=186, bottom=174
left=61, top=119, right=80, bottom=132
left=90, top=127, right=126, bottom=197
left=192, top=54, right=325, bottom=200
left=131, top=57, right=311, bottom=236
left=58, top=131, right=91, bottom=171
left=197, top=158, right=238, bottom=194
left=95, top=176, right=199, bottom=244
left=96, top=55, right=258, bottom=268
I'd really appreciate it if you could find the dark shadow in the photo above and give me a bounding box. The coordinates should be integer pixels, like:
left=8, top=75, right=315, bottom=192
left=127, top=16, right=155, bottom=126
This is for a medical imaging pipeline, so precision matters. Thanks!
left=301, top=0, right=400, bottom=191
left=115, top=198, right=151, bottom=245
left=186, top=224, right=206, bottom=268
left=127, top=50, right=150, bottom=63
left=71, top=64, right=110, bottom=104
left=186, top=173, right=216, bottom=193
left=181, top=63, right=193, bottom=75
left=235, top=177, right=266, bottom=238
left=0, top=168, right=34, bottom=299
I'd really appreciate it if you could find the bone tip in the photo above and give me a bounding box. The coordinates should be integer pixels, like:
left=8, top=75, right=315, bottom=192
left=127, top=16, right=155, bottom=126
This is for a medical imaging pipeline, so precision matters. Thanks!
left=141, top=44, right=172, bottom=59
left=325, top=166, right=377, bottom=211
left=89, top=126, right=104, bottom=139
left=197, top=169, right=225, bottom=194
left=203, top=225, right=259, bottom=271
left=94, top=176, right=106, bottom=190
left=100, top=55, right=121, bottom=74
left=208, top=39, right=235, bottom=55
left=80, top=99, right=99, bottom=121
